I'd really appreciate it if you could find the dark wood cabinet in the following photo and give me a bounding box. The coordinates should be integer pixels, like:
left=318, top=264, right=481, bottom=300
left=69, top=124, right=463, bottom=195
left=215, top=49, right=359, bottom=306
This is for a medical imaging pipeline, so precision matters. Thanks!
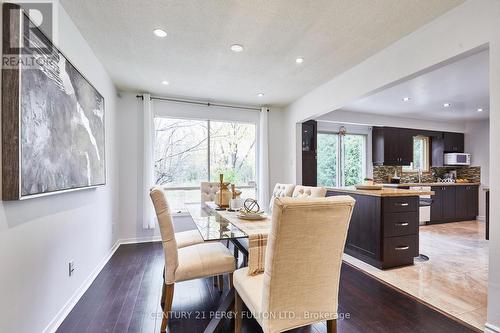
left=443, top=132, right=464, bottom=153
left=372, top=127, right=414, bottom=166
left=327, top=190, right=419, bottom=269
left=430, top=185, right=478, bottom=224
left=301, top=120, right=317, bottom=186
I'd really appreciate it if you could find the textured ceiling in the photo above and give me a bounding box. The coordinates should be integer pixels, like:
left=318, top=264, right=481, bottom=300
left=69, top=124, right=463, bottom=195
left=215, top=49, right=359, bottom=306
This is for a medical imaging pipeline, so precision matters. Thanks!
left=61, top=0, right=464, bottom=107
left=338, top=49, right=489, bottom=122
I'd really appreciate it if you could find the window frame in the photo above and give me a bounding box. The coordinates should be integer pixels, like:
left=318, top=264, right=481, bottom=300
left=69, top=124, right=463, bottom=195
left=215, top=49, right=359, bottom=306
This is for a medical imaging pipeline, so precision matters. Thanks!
left=317, top=131, right=368, bottom=187
left=402, top=135, right=430, bottom=173
left=153, top=115, right=259, bottom=212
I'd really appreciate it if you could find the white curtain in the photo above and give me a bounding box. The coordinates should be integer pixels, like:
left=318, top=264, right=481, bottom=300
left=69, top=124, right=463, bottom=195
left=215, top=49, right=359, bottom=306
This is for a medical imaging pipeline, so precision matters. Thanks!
left=258, top=108, right=270, bottom=211
left=142, top=93, right=156, bottom=229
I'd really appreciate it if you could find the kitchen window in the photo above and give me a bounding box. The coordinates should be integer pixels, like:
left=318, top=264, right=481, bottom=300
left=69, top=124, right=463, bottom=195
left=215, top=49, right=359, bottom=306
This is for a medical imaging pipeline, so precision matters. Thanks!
left=317, top=132, right=367, bottom=187
left=154, top=117, right=257, bottom=212
left=403, top=136, right=430, bottom=172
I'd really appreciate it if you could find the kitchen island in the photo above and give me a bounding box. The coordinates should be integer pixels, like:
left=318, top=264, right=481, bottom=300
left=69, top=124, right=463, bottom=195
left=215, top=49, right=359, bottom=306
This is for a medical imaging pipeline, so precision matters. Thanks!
left=327, top=187, right=434, bottom=269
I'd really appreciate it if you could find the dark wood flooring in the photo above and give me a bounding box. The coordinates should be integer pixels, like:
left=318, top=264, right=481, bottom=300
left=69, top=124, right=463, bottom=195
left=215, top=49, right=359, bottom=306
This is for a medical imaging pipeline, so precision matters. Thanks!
left=58, top=242, right=476, bottom=333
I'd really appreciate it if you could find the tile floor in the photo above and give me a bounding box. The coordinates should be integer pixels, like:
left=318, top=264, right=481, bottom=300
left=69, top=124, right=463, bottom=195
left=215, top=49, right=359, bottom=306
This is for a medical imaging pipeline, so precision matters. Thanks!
left=343, top=220, right=488, bottom=331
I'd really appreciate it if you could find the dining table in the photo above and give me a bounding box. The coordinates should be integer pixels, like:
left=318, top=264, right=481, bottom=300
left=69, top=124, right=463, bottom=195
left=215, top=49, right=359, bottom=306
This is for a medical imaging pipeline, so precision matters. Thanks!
left=185, top=201, right=272, bottom=333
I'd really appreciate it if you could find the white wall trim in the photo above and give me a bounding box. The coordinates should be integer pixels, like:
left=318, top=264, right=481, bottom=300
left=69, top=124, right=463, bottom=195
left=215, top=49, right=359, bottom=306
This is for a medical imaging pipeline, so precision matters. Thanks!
left=120, top=236, right=162, bottom=244
left=42, top=239, right=121, bottom=333
left=42, top=237, right=162, bottom=333
left=477, top=215, right=486, bottom=221
left=485, top=323, right=500, bottom=333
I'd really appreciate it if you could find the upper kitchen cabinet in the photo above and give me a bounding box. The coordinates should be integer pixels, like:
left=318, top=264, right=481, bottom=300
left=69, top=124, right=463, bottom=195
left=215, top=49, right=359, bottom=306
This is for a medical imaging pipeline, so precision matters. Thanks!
left=372, top=127, right=414, bottom=166
left=443, top=132, right=464, bottom=153
left=302, top=120, right=317, bottom=186
left=430, top=132, right=465, bottom=166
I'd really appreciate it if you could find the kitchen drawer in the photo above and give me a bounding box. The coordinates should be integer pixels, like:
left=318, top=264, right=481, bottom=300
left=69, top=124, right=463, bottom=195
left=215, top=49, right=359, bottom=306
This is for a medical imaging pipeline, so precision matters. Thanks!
left=383, top=212, right=418, bottom=237
left=383, top=235, right=418, bottom=268
left=383, top=197, right=419, bottom=213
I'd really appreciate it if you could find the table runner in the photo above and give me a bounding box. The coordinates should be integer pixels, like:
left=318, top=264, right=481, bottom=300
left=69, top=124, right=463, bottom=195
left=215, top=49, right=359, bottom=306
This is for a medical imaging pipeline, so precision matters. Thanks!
left=206, top=203, right=271, bottom=275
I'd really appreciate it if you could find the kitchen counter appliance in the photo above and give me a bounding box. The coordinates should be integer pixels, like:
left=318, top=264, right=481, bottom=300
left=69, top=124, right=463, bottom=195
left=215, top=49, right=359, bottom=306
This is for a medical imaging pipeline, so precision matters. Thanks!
left=444, top=153, right=470, bottom=166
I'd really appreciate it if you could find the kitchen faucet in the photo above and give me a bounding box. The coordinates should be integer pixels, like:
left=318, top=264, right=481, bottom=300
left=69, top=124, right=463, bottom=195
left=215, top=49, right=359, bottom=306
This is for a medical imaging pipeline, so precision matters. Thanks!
left=417, top=169, right=423, bottom=183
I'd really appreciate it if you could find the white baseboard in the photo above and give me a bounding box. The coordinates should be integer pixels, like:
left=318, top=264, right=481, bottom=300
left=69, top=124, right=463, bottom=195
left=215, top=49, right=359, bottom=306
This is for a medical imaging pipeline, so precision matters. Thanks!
left=120, top=235, right=162, bottom=244
left=477, top=215, right=486, bottom=221
left=42, top=239, right=121, bottom=333
left=485, top=323, right=500, bottom=333
left=43, top=236, right=161, bottom=333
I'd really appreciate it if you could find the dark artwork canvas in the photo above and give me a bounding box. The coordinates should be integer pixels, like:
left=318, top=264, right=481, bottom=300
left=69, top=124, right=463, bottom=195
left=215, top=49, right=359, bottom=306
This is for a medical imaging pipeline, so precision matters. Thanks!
left=2, top=5, right=105, bottom=200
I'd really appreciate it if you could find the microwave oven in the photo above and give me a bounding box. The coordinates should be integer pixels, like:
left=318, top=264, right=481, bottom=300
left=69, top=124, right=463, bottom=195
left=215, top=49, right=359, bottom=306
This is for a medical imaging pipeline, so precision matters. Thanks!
left=444, top=153, right=471, bottom=166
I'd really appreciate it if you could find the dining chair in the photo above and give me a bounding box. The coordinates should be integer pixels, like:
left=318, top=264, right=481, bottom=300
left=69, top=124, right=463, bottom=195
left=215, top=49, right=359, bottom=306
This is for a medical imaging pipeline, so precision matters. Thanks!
left=233, top=196, right=355, bottom=333
left=292, top=185, right=327, bottom=198
left=268, top=183, right=295, bottom=212
left=200, top=181, right=220, bottom=203
left=150, top=187, right=236, bottom=332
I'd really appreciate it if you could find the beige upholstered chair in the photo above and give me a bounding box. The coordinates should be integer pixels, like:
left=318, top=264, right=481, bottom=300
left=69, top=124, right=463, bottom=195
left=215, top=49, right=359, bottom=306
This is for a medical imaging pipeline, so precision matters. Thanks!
left=200, top=181, right=220, bottom=203
left=233, top=196, right=355, bottom=333
left=150, top=187, right=236, bottom=332
left=292, top=185, right=327, bottom=198
left=268, top=183, right=295, bottom=212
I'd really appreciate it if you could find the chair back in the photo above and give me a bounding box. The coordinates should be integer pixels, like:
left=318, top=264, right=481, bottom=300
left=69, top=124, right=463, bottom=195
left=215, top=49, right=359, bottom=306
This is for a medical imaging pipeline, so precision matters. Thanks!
left=262, top=196, right=355, bottom=333
left=150, top=186, right=179, bottom=284
left=268, top=183, right=295, bottom=212
left=292, top=185, right=327, bottom=198
left=200, top=182, right=220, bottom=203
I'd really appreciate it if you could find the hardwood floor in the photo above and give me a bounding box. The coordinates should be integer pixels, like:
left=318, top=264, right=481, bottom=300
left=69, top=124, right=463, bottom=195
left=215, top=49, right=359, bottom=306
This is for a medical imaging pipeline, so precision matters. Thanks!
left=343, top=220, right=487, bottom=331
left=58, top=242, right=476, bottom=333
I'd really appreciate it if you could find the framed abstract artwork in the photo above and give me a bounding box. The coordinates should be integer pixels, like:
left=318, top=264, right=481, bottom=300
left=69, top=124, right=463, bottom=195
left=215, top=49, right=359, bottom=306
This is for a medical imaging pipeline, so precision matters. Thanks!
left=2, top=3, right=106, bottom=200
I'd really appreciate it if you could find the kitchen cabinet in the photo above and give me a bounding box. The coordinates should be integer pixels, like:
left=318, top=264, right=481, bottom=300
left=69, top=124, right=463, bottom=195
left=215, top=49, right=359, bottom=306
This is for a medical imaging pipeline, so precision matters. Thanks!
left=430, top=185, right=478, bottom=223
left=455, top=185, right=478, bottom=220
left=372, top=127, right=414, bottom=166
left=301, top=120, right=317, bottom=186
left=327, top=190, right=419, bottom=269
left=443, top=132, right=464, bottom=153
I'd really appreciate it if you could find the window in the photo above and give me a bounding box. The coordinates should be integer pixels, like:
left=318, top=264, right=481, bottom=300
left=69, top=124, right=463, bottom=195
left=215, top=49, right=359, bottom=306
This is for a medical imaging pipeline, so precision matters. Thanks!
left=403, top=136, right=430, bottom=172
left=317, top=133, right=367, bottom=187
left=154, top=117, right=257, bottom=212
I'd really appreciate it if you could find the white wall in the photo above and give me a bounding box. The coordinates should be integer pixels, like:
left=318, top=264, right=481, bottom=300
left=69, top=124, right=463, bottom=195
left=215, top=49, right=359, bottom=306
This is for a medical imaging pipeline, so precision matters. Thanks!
left=116, top=92, right=284, bottom=240
left=282, top=1, right=500, bottom=330
left=465, top=120, right=490, bottom=219
left=0, top=4, right=119, bottom=333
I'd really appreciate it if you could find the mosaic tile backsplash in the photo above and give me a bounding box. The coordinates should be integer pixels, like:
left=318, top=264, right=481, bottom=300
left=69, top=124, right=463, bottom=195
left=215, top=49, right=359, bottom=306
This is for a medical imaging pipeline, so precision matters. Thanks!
left=372, top=166, right=481, bottom=184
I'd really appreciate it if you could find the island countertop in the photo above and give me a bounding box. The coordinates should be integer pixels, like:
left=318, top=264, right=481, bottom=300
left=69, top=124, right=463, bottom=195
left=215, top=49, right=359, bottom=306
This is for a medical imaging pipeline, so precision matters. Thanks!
left=327, top=186, right=435, bottom=197
left=383, top=182, right=480, bottom=188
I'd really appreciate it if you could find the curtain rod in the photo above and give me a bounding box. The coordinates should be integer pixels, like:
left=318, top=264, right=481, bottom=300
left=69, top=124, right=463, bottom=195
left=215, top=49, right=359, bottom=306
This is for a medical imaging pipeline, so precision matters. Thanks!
left=136, top=94, right=263, bottom=111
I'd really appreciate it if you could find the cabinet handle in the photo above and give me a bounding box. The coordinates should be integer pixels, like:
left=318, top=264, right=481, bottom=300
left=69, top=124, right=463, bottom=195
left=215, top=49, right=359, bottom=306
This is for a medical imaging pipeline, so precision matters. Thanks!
left=395, top=246, right=410, bottom=251
left=395, top=222, right=409, bottom=227
left=398, top=202, right=409, bottom=207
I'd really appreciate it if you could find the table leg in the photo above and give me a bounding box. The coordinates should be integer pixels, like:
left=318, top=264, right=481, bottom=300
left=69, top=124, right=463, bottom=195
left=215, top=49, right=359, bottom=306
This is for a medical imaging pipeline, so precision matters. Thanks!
left=203, top=288, right=235, bottom=333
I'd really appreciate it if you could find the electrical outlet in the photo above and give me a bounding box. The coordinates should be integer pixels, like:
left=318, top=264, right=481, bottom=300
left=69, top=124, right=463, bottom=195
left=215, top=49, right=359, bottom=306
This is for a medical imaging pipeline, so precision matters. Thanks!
left=68, top=260, right=75, bottom=277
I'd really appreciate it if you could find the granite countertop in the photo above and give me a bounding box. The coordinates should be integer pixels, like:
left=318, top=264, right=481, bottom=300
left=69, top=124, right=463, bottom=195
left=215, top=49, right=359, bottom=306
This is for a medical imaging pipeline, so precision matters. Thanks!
left=327, top=186, right=435, bottom=197
left=383, top=182, right=481, bottom=187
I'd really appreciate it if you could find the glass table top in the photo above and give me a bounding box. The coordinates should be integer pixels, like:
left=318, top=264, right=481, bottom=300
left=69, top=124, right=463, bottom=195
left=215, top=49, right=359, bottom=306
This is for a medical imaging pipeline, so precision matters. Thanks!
left=185, top=203, right=248, bottom=241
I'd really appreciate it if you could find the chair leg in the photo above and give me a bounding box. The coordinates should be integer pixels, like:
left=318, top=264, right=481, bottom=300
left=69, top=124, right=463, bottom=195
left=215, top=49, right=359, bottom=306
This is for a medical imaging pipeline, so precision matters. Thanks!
left=213, top=275, right=218, bottom=287
left=235, top=290, right=242, bottom=333
left=160, top=284, right=174, bottom=333
left=229, top=273, right=233, bottom=289
left=217, top=275, right=224, bottom=292
left=327, top=319, right=337, bottom=333
left=160, top=283, right=166, bottom=310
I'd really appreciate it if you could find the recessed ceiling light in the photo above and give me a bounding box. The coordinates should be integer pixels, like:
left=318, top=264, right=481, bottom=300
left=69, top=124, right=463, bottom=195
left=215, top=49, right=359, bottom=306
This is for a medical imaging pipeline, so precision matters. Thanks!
left=257, top=93, right=264, bottom=97
left=477, top=108, right=483, bottom=112
left=443, top=103, right=451, bottom=108
left=153, top=29, right=167, bottom=38
left=296, top=57, right=304, bottom=64
left=402, top=97, right=411, bottom=102
left=230, top=44, right=244, bottom=52
left=161, top=80, right=169, bottom=85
